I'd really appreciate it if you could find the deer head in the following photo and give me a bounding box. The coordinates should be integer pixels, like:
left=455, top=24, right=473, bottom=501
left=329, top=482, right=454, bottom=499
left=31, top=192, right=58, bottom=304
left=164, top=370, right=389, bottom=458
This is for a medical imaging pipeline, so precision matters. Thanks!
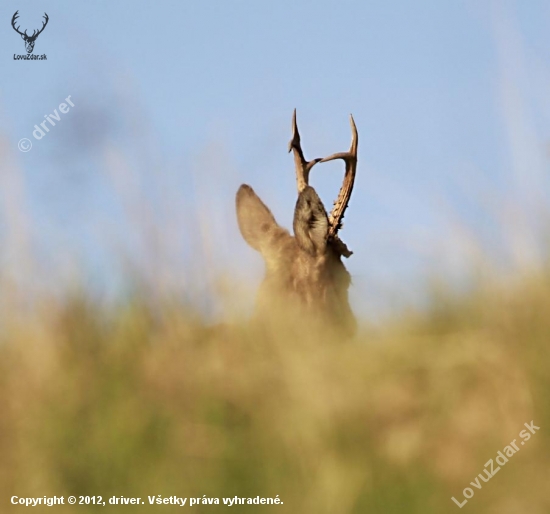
left=236, top=110, right=358, bottom=336
left=11, top=11, right=49, bottom=54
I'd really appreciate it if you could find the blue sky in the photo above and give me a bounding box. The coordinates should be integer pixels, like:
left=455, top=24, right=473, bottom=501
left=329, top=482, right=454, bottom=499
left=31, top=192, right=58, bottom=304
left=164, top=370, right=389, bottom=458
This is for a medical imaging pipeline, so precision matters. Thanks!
left=1, top=0, right=549, bottom=317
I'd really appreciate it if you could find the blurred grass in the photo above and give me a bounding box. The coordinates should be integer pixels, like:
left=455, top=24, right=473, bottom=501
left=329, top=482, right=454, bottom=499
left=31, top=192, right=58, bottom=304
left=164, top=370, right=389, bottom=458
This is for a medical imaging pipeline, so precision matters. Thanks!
left=0, top=268, right=548, bottom=514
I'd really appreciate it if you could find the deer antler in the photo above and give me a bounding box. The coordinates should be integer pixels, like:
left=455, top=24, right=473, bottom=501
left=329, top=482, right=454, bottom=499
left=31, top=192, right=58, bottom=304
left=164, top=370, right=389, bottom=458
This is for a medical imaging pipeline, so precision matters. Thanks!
left=30, top=13, right=49, bottom=39
left=288, top=109, right=322, bottom=193
left=320, top=114, right=358, bottom=242
left=11, top=11, right=26, bottom=37
left=11, top=11, right=49, bottom=40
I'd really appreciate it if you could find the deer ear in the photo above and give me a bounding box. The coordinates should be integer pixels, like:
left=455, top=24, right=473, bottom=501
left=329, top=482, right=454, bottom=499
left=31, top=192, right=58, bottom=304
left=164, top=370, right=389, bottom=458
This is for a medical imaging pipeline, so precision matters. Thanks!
left=236, top=184, right=285, bottom=255
left=293, top=186, right=329, bottom=255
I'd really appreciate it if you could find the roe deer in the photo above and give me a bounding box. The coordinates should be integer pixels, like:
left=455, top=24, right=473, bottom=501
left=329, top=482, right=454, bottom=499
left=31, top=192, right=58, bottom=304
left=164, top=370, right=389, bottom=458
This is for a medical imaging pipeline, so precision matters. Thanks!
left=236, top=110, right=358, bottom=336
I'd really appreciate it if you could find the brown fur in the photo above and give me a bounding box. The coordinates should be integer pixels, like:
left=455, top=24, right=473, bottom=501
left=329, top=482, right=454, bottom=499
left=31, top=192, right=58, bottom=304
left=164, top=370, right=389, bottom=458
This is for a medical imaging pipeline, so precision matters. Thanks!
left=236, top=184, right=356, bottom=337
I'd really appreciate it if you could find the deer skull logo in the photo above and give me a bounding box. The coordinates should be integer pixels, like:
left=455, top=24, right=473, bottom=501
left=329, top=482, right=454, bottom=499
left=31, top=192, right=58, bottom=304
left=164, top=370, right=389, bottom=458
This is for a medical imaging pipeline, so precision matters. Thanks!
left=11, top=11, right=49, bottom=54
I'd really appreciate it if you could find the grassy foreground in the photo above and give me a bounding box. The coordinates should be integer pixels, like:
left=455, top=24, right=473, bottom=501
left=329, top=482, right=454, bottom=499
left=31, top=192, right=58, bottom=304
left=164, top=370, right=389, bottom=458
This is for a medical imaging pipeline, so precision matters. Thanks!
left=0, top=271, right=548, bottom=513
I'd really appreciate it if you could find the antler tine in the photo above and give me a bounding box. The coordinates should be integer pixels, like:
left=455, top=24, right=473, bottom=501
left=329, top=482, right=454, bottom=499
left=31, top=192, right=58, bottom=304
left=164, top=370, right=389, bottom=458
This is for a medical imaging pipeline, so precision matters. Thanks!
left=34, top=13, right=49, bottom=37
left=319, top=114, right=358, bottom=241
left=288, top=109, right=322, bottom=193
left=11, top=11, right=25, bottom=36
